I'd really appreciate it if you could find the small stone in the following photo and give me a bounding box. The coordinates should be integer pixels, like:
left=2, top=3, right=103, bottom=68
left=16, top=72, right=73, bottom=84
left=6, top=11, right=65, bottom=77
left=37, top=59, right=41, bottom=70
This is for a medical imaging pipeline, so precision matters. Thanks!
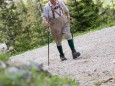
left=94, top=69, right=97, bottom=72
left=7, top=67, right=19, bottom=73
left=113, top=60, right=115, bottom=64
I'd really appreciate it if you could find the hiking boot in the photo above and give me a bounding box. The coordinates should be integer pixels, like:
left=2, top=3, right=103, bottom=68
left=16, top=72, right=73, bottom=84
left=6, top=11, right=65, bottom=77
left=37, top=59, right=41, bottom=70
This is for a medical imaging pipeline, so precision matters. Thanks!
left=60, top=54, right=67, bottom=61
left=72, top=50, right=80, bottom=59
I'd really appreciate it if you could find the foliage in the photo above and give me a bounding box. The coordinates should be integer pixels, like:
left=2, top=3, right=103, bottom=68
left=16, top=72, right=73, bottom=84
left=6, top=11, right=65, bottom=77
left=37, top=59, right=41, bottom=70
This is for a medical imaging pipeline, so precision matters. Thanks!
left=0, top=0, right=52, bottom=54
left=0, top=54, right=10, bottom=61
left=0, top=68, right=78, bottom=86
left=67, top=0, right=115, bottom=33
left=0, top=0, right=22, bottom=53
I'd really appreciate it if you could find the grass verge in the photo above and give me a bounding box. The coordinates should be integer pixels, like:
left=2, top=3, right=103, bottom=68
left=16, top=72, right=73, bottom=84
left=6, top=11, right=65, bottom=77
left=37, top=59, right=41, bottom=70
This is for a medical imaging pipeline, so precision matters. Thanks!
left=74, top=21, right=115, bottom=37
left=0, top=54, right=10, bottom=62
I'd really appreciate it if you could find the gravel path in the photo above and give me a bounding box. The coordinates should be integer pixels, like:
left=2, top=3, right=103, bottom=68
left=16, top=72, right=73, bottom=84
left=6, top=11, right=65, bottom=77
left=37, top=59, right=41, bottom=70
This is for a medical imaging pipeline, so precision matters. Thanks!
left=8, top=26, right=115, bottom=86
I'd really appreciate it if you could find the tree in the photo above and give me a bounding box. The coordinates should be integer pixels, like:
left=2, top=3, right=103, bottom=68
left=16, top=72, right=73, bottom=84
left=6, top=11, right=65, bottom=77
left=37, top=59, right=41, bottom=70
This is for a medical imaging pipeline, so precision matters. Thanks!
left=0, top=0, right=51, bottom=54
left=67, top=0, right=106, bottom=32
left=0, top=0, right=22, bottom=54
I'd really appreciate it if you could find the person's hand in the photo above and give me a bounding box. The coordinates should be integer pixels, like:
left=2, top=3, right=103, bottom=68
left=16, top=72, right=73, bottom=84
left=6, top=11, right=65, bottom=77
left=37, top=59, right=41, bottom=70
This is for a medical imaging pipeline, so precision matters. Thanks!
left=43, top=20, right=50, bottom=27
left=67, top=17, right=73, bottom=24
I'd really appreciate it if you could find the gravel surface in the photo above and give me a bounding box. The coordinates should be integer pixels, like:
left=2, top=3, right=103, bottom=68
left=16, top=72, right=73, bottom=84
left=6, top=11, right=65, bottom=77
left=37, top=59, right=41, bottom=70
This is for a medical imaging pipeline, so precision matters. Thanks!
left=8, top=26, right=115, bottom=86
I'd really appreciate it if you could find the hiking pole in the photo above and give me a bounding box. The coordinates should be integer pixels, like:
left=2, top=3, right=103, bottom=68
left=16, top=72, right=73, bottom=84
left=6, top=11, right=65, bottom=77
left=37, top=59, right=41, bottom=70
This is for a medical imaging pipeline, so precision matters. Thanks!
left=48, top=30, right=50, bottom=66
left=38, top=0, right=50, bottom=66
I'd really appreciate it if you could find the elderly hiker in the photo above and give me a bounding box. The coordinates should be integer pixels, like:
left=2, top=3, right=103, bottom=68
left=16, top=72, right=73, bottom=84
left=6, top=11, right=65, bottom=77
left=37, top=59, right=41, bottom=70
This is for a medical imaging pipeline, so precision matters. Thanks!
left=43, top=0, right=80, bottom=61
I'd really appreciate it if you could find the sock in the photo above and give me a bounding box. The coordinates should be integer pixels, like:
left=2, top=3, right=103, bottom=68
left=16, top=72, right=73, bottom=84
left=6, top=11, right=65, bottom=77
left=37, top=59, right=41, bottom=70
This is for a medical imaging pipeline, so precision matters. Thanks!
left=68, top=39, right=75, bottom=52
left=57, top=45, right=64, bottom=55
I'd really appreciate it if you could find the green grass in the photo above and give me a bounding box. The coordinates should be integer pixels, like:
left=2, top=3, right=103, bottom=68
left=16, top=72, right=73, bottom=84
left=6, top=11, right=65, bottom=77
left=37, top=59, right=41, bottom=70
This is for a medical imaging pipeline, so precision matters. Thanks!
left=0, top=54, right=10, bottom=61
left=74, top=21, right=115, bottom=37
